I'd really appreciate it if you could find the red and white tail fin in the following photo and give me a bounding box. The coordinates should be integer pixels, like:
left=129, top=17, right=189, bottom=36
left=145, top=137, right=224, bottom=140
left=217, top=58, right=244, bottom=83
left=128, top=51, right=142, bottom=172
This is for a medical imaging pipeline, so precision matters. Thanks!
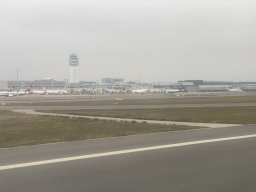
left=43, top=86, right=47, bottom=92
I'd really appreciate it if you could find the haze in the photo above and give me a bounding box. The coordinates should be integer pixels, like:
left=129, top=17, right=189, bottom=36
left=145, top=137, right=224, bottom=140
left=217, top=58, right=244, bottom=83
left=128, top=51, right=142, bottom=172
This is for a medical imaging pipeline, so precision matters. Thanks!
left=1, top=0, right=255, bottom=82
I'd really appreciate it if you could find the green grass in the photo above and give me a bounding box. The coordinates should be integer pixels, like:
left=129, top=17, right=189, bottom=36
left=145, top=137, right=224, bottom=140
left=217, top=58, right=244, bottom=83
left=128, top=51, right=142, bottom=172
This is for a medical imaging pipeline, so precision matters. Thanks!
left=39, top=106, right=256, bottom=124
left=5, top=96, right=256, bottom=106
left=0, top=110, right=201, bottom=148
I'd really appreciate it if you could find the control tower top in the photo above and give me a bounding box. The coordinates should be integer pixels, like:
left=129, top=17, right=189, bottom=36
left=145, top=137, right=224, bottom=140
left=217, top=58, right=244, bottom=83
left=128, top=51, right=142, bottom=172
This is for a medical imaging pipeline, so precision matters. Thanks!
left=69, top=53, right=79, bottom=66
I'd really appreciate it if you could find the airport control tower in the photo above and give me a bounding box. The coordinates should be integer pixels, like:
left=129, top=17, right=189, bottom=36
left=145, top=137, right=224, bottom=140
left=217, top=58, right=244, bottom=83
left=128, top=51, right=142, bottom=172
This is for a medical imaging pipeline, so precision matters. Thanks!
left=69, top=53, right=80, bottom=88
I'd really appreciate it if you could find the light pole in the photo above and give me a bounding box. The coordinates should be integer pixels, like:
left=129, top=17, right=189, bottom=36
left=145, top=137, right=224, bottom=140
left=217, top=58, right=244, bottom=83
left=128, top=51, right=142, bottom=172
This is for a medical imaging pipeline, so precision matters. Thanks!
left=17, top=69, right=18, bottom=96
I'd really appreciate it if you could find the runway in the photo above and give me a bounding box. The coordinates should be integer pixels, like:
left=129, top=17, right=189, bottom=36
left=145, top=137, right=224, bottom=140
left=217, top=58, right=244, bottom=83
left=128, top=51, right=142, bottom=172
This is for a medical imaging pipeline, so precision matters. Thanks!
left=1, top=91, right=256, bottom=104
left=1, top=125, right=256, bottom=191
left=2, top=102, right=256, bottom=111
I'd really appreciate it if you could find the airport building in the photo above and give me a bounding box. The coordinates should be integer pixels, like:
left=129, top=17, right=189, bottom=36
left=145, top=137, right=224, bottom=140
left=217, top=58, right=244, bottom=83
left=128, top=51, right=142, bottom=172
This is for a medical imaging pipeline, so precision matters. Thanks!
left=69, top=53, right=80, bottom=88
left=198, top=85, right=231, bottom=92
left=0, top=80, right=8, bottom=90
left=1, top=79, right=68, bottom=90
left=101, top=78, right=124, bottom=84
left=239, top=84, right=256, bottom=92
left=153, top=83, right=184, bottom=89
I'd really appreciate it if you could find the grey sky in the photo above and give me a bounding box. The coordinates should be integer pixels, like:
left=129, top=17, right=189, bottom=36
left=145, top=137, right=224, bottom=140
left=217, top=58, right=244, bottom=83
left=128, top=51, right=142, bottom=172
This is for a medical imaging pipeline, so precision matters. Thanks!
left=1, top=0, right=255, bottom=83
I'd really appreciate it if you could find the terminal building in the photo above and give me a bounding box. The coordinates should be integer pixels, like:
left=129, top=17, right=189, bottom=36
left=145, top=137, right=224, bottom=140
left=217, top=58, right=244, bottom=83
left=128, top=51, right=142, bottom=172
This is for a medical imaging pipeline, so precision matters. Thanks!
left=101, top=78, right=124, bottom=84
left=0, top=79, right=68, bottom=90
left=0, top=80, right=8, bottom=91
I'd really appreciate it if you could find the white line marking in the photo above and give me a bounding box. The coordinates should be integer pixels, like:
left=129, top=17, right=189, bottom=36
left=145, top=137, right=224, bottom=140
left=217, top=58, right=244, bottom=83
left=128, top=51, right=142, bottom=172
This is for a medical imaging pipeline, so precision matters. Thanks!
left=1, top=134, right=256, bottom=171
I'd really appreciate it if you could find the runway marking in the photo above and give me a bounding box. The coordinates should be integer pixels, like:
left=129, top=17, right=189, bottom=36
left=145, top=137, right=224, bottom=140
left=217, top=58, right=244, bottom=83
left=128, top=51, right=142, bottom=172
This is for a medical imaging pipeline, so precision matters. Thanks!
left=1, top=134, right=256, bottom=171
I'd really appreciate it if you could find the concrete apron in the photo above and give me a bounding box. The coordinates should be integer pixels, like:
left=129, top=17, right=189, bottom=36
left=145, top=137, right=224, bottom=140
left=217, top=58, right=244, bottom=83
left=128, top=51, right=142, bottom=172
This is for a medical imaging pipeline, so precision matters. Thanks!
left=12, top=110, right=241, bottom=128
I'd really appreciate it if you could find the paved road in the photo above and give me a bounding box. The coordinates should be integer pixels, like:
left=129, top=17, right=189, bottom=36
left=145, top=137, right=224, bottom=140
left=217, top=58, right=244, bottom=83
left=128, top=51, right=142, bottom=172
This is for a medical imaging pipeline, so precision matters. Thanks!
left=1, top=125, right=256, bottom=192
left=1, top=102, right=256, bottom=111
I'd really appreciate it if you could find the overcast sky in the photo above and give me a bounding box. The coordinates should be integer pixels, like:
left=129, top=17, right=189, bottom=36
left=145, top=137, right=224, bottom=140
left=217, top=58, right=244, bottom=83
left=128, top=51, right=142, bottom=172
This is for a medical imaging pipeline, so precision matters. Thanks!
left=1, top=0, right=255, bottom=83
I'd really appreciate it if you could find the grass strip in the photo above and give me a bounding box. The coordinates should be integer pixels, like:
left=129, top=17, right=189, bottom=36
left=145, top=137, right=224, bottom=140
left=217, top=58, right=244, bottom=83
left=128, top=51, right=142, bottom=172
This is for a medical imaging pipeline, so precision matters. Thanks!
left=39, top=106, right=256, bottom=124
left=5, top=96, right=256, bottom=106
left=0, top=110, right=201, bottom=148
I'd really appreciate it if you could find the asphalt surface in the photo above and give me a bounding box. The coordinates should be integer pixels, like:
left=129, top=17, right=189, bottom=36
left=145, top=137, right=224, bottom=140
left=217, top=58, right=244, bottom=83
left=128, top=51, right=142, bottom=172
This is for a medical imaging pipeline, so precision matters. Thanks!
left=1, top=93, right=256, bottom=191
left=0, top=93, right=196, bottom=103
left=1, top=91, right=256, bottom=104
left=1, top=125, right=256, bottom=192
left=1, top=91, right=256, bottom=110
left=2, top=102, right=256, bottom=111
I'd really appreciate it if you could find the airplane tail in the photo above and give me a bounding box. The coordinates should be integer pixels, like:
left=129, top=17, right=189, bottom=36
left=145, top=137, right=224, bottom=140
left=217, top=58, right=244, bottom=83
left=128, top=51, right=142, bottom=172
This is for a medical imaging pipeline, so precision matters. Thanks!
left=43, top=86, right=47, bottom=92
left=26, top=84, right=33, bottom=93
left=8, top=85, right=15, bottom=92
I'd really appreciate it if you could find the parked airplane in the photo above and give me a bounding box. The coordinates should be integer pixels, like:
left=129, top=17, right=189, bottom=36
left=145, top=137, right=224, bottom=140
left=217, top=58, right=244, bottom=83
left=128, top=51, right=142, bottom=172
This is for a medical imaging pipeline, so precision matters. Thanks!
left=105, top=89, right=121, bottom=94
left=43, top=86, right=68, bottom=95
left=226, top=88, right=242, bottom=92
left=164, top=89, right=181, bottom=94
left=58, top=90, right=68, bottom=95
left=0, top=86, right=14, bottom=93
left=0, top=92, right=13, bottom=97
left=28, top=85, right=46, bottom=95
left=13, top=90, right=29, bottom=96
left=148, top=88, right=162, bottom=94
left=0, top=85, right=30, bottom=96
left=43, top=86, right=59, bottom=95
left=0, top=86, right=16, bottom=97
left=131, top=87, right=149, bottom=94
